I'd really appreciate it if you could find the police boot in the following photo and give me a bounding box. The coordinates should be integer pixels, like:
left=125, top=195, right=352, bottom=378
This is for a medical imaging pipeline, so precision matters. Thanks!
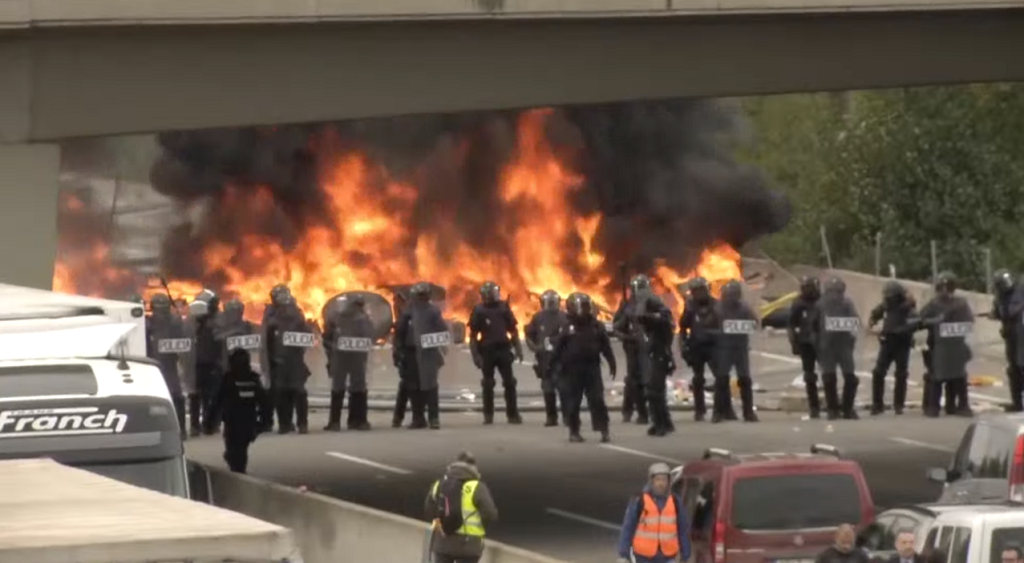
left=955, top=379, right=973, bottom=417
left=922, top=375, right=940, bottom=417
left=392, top=384, right=408, bottom=428
left=324, top=392, right=343, bottom=432
left=408, top=390, right=428, bottom=429
left=870, top=372, right=886, bottom=416
left=738, top=378, right=758, bottom=422
left=276, top=391, right=295, bottom=434
left=348, top=392, right=372, bottom=431
left=426, top=388, right=441, bottom=430
left=692, top=379, right=707, bottom=422
left=543, top=392, right=559, bottom=427
left=504, top=386, right=523, bottom=425
left=634, top=382, right=649, bottom=425
left=723, top=384, right=739, bottom=421
left=822, top=373, right=841, bottom=420
left=296, top=392, right=310, bottom=434
left=842, top=375, right=859, bottom=420
left=944, top=381, right=958, bottom=416
left=481, top=384, right=496, bottom=425
left=1008, top=366, right=1024, bottom=412
left=621, top=380, right=635, bottom=423
left=646, top=398, right=666, bottom=437
left=710, top=378, right=729, bottom=424
left=804, top=374, right=821, bottom=419
left=893, top=374, right=908, bottom=415
left=188, top=394, right=203, bottom=437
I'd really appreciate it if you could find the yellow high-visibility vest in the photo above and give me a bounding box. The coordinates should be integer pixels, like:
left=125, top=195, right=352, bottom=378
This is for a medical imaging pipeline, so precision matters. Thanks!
left=431, top=479, right=484, bottom=537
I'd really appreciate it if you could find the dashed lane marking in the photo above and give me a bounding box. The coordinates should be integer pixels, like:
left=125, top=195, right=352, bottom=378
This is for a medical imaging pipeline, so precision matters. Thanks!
left=325, top=451, right=415, bottom=475
left=545, top=507, right=622, bottom=532
left=889, top=437, right=955, bottom=453
left=598, top=443, right=685, bottom=465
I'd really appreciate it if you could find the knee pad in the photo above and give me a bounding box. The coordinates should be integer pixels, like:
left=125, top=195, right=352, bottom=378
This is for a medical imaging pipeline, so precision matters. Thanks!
left=822, top=372, right=838, bottom=385
left=481, top=377, right=497, bottom=390
left=737, top=376, right=752, bottom=389
left=802, top=372, right=818, bottom=385
left=503, top=375, right=518, bottom=389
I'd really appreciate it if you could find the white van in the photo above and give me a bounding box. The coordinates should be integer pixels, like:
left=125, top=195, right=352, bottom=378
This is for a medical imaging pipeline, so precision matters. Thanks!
left=919, top=505, right=1024, bottom=563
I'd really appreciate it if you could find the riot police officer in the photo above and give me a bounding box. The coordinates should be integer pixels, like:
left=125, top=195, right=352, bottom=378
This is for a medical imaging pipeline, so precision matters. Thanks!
left=612, top=275, right=652, bottom=425
left=261, top=284, right=291, bottom=431
left=206, top=349, right=267, bottom=474
left=550, top=292, right=616, bottom=443
left=191, top=289, right=222, bottom=436
left=638, top=295, right=677, bottom=436
left=918, top=272, right=974, bottom=418
left=867, top=281, right=917, bottom=415
left=713, top=280, right=759, bottom=423
left=469, top=281, right=524, bottom=425
left=323, top=294, right=374, bottom=431
left=992, top=270, right=1021, bottom=412
left=146, top=293, right=187, bottom=435
left=812, top=278, right=861, bottom=421
left=271, top=296, right=314, bottom=434
left=679, top=277, right=729, bottom=422
left=393, top=282, right=447, bottom=430
left=789, top=276, right=822, bottom=418
left=525, top=290, right=569, bottom=427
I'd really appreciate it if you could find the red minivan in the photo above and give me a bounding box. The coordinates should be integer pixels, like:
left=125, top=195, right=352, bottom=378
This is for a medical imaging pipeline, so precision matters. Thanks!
left=671, top=444, right=875, bottom=563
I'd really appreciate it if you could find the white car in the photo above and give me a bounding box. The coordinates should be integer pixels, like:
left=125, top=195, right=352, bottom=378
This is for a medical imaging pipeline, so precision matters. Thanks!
left=917, top=504, right=1024, bottom=563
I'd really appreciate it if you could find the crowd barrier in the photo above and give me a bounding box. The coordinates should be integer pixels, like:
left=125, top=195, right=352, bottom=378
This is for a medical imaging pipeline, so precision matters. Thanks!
left=188, top=462, right=570, bottom=563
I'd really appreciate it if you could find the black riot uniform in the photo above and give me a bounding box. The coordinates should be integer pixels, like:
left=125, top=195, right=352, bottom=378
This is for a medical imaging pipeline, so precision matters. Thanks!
left=261, top=284, right=290, bottom=431
left=525, top=290, right=569, bottom=427
left=191, top=289, right=223, bottom=436
left=612, top=275, right=653, bottom=425
left=146, top=293, right=188, bottom=435
left=393, top=282, right=447, bottom=430
left=469, top=281, right=524, bottom=425
left=867, top=281, right=917, bottom=415
left=918, top=272, right=974, bottom=418
left=789, top=277, right=823, bottom=418
left=712, top=280, right=759, bottom=423
left=638, top=295, right=677, bottom=436
left=206, top=349, right=267, bottom=474
left=550, top=293, right=616, bottom=443
left=680, top=277, right=733, bottom=421
left=992, top=270, right=1022, bottom=412
left=270, top=297, right=314, bottom=434
left=812, top=277, right=861, bottom=421
left=323, top=294, right=374, bottom=431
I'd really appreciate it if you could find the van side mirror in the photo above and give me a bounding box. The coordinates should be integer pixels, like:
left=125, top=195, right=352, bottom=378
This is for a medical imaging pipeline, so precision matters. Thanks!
left=926, top=467, right=948, bottom=483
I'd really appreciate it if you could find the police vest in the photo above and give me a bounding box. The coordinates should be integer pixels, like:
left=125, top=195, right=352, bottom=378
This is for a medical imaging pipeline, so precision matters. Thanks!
left=431, top=479, right=485, bottom=537
left=632, top=493, right=680, bottom=558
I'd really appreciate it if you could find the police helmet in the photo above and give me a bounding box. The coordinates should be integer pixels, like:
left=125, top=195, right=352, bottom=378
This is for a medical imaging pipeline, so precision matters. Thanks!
left=935, top=271, right=957, bottom=293
left=188, top=299, right=209, bottom=318
left=540, top=290, right=561, bottom=311
left=225, top=299, right=245, bottom=317
left=127, top=293, right=145, bottom=305
left=630, top=275, right=652, bottom=294
left=480, top=281, right=501, bottom=303
left=882, top=280, right=905, bottom=300
left=722, top=279, right=743, bottom=301
left=566, top=292, right=593, bottom=317
left=150, top=293, right=171, bottom=311
left=270, top=284, right=290, bottom=300
left=410, top=282, right=432, bottom=301
left=825, top=277, right=846, bottom=296
left=648, top=462, right=672, bottom=479
left=993, top=269, right=1015, bottom=294
left=799, top=276, right=821, bottom=296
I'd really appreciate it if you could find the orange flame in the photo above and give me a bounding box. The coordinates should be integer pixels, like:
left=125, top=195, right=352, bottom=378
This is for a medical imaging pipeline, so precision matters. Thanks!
left=53, top=110, right=742, bottom=326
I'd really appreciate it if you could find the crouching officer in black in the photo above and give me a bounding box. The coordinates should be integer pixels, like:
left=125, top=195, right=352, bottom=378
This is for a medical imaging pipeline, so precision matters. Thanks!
left=639, top=295, right=677, bottom=436
left=551, top=292, right=617, bottom=443
left=992, top=270, right=1022, bottom=412
left=789, top=276, right=822, bottom=418
left=867, top=281, right=917, bottom=415
left=469, top=281, right=524, bottom=425
left=206, top=349, right=268, bottom=474
left=525, top=290, right=569, bottom=426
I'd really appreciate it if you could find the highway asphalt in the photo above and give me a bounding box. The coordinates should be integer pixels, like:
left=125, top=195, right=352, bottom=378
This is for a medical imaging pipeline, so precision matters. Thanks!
left=187, top=406, right=974, bottom=562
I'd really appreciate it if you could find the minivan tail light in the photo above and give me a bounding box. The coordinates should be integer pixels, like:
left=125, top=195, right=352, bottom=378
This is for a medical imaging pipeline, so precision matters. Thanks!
left=713, top=520, right=726, bottom=563
left=1011, top=435, right=1024, bottom=502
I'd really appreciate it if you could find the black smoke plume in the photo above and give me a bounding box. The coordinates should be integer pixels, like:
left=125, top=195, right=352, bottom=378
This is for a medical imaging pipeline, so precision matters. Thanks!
left=149, top=100, right=790, bottom=287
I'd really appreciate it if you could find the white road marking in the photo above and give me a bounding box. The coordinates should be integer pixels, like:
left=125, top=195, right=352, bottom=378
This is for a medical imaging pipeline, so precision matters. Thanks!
left=889, top=437, right=955, bottom=453
left=325, top=451, right=414, bottom=475
left=599, top=444, right=684, bottom=465
left=545, top=507, right=622, bottom=532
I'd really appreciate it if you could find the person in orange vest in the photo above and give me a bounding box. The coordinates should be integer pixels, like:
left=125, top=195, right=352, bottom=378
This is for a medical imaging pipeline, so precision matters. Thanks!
left=617, top=462, right=691, bottom=563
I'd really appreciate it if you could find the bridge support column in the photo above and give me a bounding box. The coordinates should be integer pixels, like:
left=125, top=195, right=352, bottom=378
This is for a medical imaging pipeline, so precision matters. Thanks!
left=0, top=143, right=60, bottom=290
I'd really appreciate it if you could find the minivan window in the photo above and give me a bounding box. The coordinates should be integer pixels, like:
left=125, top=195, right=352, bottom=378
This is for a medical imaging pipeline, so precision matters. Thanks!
left=681, top=478, right=702, bottom=514
left=952, top=425, right=977, bottom=479
left=693, top=481, right=716, bottom=533
left=949, top=526, right=972, bottom=563
left=990, top=528, right=1024, bottom=563
left=925, top=527, right=939, bottom=550
left=938, top=526, right=954, bottom=555
left=965, top=425, right=991, bottom=479
left=979, top=428, right=1014, bottom=479
left=730, top=473, right=862, bottom=530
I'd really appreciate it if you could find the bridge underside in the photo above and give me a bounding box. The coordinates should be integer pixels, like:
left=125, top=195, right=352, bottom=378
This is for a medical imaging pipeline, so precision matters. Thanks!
left=3, top=10, right=1024, bottom=142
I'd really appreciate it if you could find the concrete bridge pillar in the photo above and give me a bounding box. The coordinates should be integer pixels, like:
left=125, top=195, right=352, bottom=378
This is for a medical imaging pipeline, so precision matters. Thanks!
left=0, top=143, right=60, bottom=290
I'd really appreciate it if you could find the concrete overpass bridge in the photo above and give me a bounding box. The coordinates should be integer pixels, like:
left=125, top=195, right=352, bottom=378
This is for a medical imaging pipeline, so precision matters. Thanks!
left=2, top=0, right=1024, bottom=288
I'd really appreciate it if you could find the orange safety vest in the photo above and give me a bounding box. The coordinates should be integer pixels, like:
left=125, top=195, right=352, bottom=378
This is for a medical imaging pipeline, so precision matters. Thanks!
left=632, top=493, right=680, bottom=558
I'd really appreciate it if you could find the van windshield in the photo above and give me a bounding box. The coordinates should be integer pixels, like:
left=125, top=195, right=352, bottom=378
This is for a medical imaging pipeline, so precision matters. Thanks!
left=731, top=473, right=862, bottom=530
left=78, top=457, right=187, bottom=498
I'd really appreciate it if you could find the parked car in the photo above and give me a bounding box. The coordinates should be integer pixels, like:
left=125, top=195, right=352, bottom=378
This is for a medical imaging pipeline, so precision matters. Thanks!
left=919, top=504, right=1024, bottom=563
